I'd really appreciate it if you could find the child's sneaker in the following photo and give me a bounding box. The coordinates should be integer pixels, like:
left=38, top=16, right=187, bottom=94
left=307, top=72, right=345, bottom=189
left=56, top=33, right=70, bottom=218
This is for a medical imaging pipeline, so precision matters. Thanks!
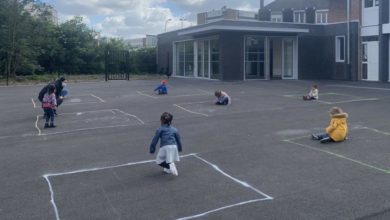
left=311, top=134, right=320, bottom=140
left=170, top=163, right=178, bottom=176
left=163, top=168, right=171, bottom=174
left=320, top=137, right=332, bottom=144
left=49, top=124, right=56, bottom=128
left=44, top=123, right=49, bottom=129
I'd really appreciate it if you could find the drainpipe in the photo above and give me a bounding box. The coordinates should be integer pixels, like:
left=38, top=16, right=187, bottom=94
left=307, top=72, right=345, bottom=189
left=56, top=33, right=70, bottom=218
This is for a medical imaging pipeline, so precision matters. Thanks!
left=347, top=0, right=350, bottom=65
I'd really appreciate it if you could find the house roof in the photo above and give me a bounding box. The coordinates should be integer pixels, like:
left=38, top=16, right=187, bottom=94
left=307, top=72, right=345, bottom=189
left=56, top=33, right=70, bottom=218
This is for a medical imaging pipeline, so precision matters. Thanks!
left=264, top=0, right=330, bottom=11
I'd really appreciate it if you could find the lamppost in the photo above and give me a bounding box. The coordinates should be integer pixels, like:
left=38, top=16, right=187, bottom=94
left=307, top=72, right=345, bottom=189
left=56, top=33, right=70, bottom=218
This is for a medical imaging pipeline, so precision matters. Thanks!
left=179, top=18, right=186, bottom=28
left=165, top=19, right=172, bottom=32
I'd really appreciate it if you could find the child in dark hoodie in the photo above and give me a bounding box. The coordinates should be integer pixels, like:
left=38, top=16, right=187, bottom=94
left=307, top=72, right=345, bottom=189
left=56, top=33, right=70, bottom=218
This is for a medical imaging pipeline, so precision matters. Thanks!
left=312, top=107, right=348, bottom=143
left=149, top=112, right=182, bottom=176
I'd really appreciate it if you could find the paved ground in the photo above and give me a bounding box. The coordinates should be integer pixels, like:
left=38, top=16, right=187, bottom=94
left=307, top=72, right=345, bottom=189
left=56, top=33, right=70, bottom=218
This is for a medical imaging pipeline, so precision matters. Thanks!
left=0, top=78, right=389, bottom=220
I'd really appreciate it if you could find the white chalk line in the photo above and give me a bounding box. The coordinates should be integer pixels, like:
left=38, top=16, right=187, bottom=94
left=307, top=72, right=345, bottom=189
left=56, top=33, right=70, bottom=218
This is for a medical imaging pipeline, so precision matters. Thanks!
left=283, top=92, right=339, bottom=98
left=31, top=98, right=37, bottom=108
left=58, top=109, right=115, bottom=116
left=43, top=153, right=272, bottom=220
left=359, top=126, right=390, bottom=136
left=196, top=89, right=213, bottom=95
left=193, top=154, right=273, bottom=199
left=35, top=115, right=42, bottom=136
left=332, top=98, right=380, bottom=104
left=113, top=109, right=145, bottom=125
left=90, top=94, right=106, bottom=103
left=176, top=198, right=270, bottom=220
left=38, top=124, right=141, bottom=136
left=326, top=84, right=390, bottom=91
left=173, top=104, right=209, bottom=117
left=137, top=91, right=158, bottom=99
left=43, top=153, right=196, bottom=220
left=284, top=139, right=390, bottom=174
left=43, top=175, right=60, bottom=220
left=36, top=109, right=144, bottom=135
left=63, top=101, right=101, bottom=106
left=44, top=153, right=197, bottom=177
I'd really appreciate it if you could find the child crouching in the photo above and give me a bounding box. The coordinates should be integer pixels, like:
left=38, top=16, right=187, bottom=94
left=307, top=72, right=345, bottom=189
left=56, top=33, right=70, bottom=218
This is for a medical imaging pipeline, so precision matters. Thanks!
left=312, top=107, right=348, bottom=143
left=149, top=112, right=182, bottom=176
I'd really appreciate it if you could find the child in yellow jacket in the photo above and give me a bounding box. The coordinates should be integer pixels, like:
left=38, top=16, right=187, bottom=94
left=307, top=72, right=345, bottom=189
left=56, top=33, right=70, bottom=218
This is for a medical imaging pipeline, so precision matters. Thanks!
left=312, top=107, right=348, bottom=144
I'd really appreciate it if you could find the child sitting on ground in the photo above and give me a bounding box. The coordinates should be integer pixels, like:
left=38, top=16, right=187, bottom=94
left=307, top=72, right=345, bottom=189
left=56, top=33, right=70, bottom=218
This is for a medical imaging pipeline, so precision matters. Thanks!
left=149, top=112, right=182, bottom=176
left=303, top=85, right=318, bottom=100
left=41, top=85, right=57, bottom=128
left=215, top=90, right=231, bottom=105
left=312, top=107, right=348, bottom=143
left=154, top=80, right=168, bottom=95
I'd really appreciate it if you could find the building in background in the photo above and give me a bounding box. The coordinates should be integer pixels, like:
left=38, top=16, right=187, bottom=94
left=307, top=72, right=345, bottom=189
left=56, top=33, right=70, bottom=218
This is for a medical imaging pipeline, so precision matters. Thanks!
left=157, top=0, right=389, bottom=82
left=197, top=6, right=258, bottom=25
left=125, top=35, right=157, bottom=49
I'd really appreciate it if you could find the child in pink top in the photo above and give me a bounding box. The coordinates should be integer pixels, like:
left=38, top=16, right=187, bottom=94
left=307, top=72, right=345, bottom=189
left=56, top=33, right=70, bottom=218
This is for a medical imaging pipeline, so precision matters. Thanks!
left=42, top=85, right=57, bottom=128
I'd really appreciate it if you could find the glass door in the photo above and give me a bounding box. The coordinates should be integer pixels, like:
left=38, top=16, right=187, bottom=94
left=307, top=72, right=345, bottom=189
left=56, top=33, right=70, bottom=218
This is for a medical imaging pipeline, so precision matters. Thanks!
left=196, top=40, right=211, bottom=79
left=282, top=38, right=294, bottom=79
left=245, top=36, right=265, bottom=79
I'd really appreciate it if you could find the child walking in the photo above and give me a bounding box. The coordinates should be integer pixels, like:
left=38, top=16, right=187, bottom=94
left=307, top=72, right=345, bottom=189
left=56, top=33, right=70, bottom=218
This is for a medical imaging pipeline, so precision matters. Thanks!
left=215, top=90, right=231, bottom=105
left=312, top=107, right=348, bottom=143
left=149, top=112, right=182, bottom=176
left=303, top=85, right=318, bottom=100
left=42, top=85, right=57, bottom=128
left=154, top=80, right=168, bottom=95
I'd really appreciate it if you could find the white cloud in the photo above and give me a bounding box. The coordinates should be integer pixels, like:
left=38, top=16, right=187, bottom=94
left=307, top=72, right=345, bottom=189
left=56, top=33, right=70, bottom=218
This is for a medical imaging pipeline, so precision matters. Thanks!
left=48, top=0, right=275, bottom=39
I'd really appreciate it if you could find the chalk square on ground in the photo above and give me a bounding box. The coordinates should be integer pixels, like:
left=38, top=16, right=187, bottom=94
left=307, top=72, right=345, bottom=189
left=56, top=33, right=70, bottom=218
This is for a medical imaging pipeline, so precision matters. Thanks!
left=46, top=155, right=269, bottom=219
left=176, top=100, right=278, bottom=117
left=288, top=128, right=390, bottom=173
left=317, top=93, right=374, bottom=104
left=37, top=109, right=142, bottom=135
left=63, top=94, right=104, bottom=105
left=138, top=88, right=210, bottom=99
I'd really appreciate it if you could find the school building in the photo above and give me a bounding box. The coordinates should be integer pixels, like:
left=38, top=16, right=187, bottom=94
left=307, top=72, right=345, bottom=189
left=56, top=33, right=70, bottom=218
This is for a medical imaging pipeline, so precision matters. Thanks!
left=156, top=0, right=389, bottom=82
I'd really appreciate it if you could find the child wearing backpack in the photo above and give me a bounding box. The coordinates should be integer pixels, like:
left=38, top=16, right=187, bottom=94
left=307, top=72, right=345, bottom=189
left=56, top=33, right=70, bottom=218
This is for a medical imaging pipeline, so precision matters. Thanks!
left=42, top=85, right=57, bottom=128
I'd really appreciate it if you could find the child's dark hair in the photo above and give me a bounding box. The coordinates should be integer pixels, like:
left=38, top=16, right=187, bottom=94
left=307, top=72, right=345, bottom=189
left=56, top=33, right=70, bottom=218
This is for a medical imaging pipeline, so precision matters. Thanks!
left=313, top=85, right=318, bottom=89
left=214, top=90, right=222, bottom=97
left=160, top=112, right=173, bottom=125
left=47, top=85, right=55, bottom=94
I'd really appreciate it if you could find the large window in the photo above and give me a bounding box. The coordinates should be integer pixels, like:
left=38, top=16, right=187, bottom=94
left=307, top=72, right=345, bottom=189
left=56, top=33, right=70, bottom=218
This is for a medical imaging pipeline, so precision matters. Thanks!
left=364, top=0, right=379, bottom=8
left=336, top=36, right=345, bottom=62
left=245, top=36, right=265, bottom=79
left=316, top=10, right=328, bottom=24
left=210, top=39, right=220, bottom=79
left=294, top=11, right=306, bottom=23
left=197, top=40, right=210, bottom=78
left=271, top=12, right=283, bottom=22
left=175, top=41, right=194, bottom=77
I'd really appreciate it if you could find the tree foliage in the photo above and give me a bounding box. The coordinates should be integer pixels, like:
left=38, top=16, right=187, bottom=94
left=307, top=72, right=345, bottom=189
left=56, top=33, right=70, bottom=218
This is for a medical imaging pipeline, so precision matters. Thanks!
left=0, top=0, right=157, bottom=82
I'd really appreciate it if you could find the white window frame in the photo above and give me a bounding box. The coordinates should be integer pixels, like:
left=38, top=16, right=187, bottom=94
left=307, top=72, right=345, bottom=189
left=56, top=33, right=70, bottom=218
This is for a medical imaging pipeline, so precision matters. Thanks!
left=294, top=10, right=306, bottom=23
left=271, top=12, right=283, bottom=23
left=335, top=36, right=345, bottom=62
left=315, top=10, right=328, bottom=24
left=364, top=0, right=379, bottom=8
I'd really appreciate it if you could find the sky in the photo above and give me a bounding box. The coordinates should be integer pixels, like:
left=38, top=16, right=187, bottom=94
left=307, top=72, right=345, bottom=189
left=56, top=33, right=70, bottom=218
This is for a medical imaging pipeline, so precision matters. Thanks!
left=42, top=0, right=274, bottom=39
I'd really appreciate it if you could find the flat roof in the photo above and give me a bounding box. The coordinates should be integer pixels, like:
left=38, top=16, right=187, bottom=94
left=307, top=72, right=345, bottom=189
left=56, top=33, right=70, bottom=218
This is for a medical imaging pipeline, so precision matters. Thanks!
left=178, top=24, right=310, bottom=36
